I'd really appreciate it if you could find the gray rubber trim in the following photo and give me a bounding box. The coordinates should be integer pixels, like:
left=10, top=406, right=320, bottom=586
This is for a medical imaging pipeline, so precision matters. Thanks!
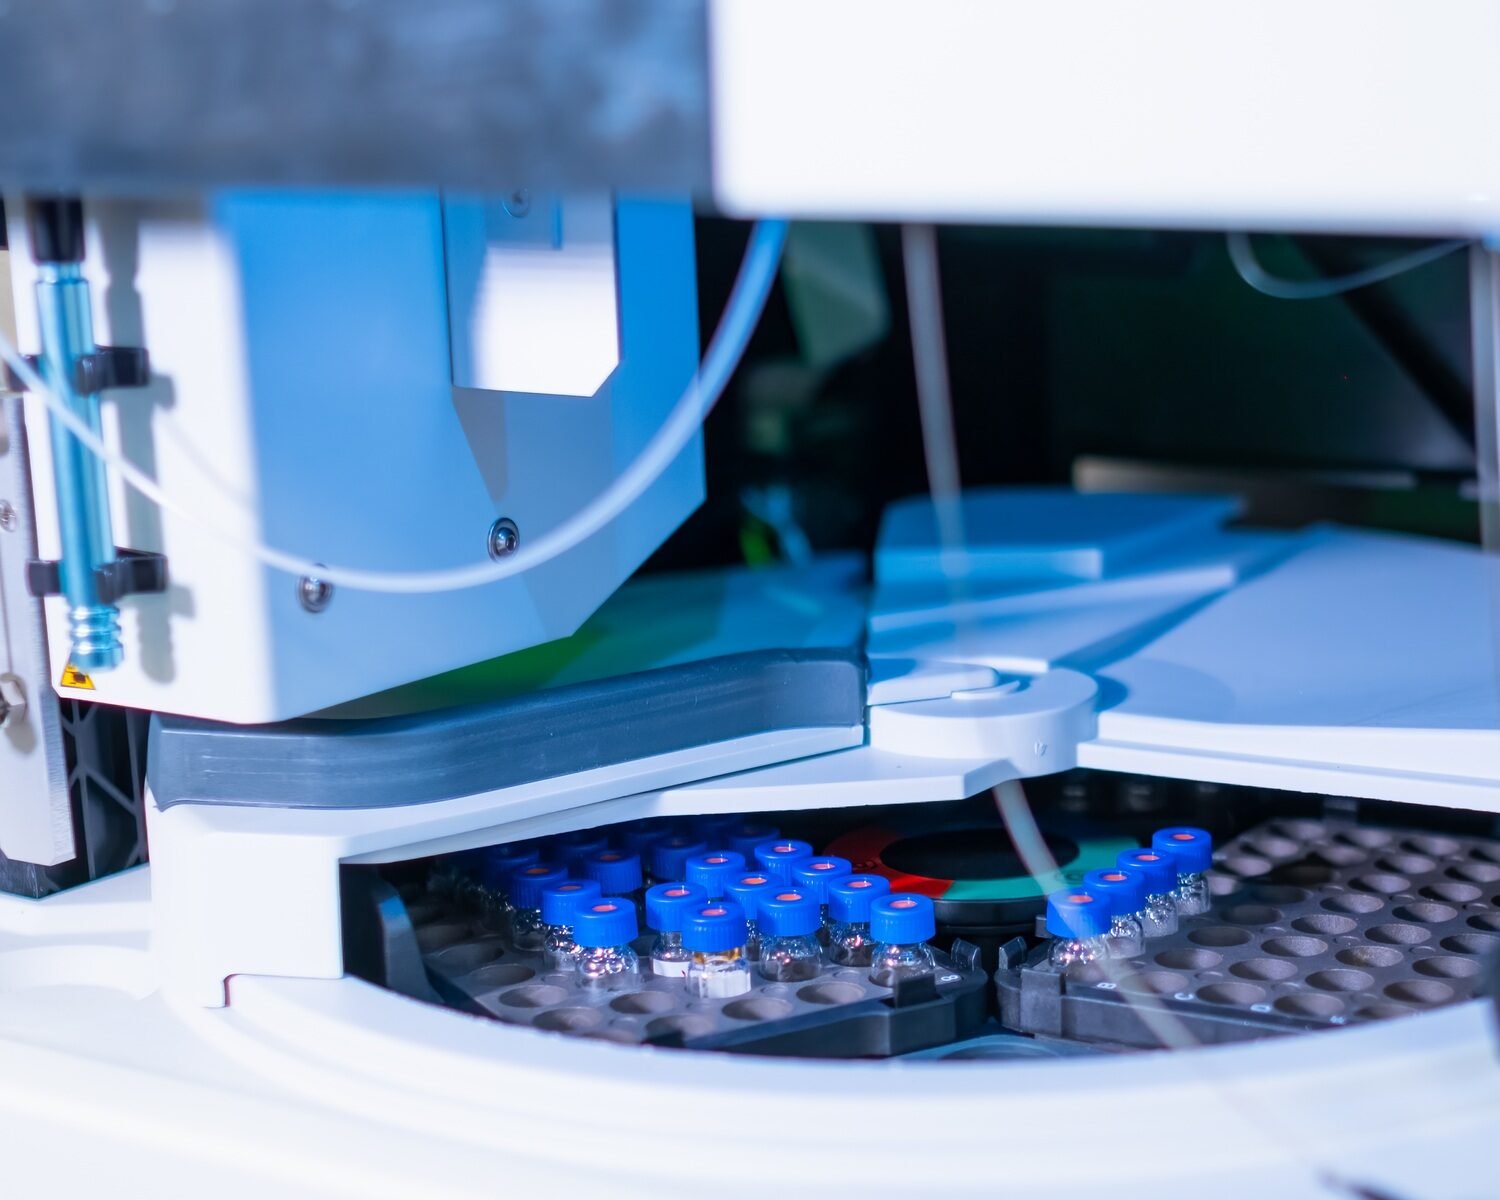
left=0, top=0, right=709, bottom=192
left=148, top=650, right=866, bottom=810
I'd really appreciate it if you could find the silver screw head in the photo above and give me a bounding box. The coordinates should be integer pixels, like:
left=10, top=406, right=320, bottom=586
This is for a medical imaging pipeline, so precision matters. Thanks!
left=298, top=572, right=333, bottom=613
left=0, top=501, right=16, bottom=532
left=487, top=517, right=520, bottom=560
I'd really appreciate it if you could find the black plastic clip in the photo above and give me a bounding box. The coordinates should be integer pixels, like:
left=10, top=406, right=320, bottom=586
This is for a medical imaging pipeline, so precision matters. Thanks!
left=3, top=346, right=150, bottom=395
left=26, top=548, right=169, bottom=604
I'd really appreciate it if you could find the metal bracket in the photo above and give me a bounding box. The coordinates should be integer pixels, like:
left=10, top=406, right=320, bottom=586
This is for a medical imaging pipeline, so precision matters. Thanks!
left=3, top=346, right=150, bottom=395
left=26, top=548, right=168, bottom=605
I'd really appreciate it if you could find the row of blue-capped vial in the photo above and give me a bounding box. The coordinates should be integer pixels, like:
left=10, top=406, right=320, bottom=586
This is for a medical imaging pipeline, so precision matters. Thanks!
left=1046, top=826, right=1214, bottom=970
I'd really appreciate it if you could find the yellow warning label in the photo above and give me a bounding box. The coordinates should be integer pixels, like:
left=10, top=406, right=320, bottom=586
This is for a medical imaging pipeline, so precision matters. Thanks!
left=59, top=663, right=95, bottom=690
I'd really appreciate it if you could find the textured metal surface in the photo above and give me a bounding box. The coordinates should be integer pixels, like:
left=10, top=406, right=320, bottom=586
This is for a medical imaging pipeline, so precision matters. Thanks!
left=998, top=816, right=1500, bottom=1046
left=0, top=0, right=709, bottom=192
left=149, top=650, right=866, bottom=810
left=409, top=885, right=985, bottom=1054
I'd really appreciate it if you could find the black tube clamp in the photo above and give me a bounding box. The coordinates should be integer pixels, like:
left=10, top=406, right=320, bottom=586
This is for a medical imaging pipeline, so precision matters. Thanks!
left=27, top=548, right=168, bottom=605
left=3, top=346, right=150, bottom=395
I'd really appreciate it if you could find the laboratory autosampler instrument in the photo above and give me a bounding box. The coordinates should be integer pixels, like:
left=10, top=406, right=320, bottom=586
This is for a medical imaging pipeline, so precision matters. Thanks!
left=0, top=3, right=1499, bottom=1198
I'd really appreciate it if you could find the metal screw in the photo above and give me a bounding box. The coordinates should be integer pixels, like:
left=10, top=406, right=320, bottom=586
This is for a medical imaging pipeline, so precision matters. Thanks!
left=0, top=674, right=27, bottom=730
left=503, top=190, right=531, bottom=218
left=297, top=572, right=333, bottom=613
left=487, top=517, right=520, bottom=560
left=0, top=501, right=16, bottom=532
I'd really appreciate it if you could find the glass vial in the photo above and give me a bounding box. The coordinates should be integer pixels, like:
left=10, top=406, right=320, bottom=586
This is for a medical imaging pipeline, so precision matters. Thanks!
left=792, top=855, right=853, bottom=929
left=571, top=899, right=641, bottom=996
left=724, top=872, right=777, bottom=962
left=684, top=851, right=747, bottom=900
left=1153, top=826, right=1214, bottom=917
left=506, top=862, right=569, bottom=951
left=644, top=881, right=708, bottom=978
left=540, top=879, right=602, bottom=970
left=756, top=888, right=823, bottom=982
left=826, top=874, right=892, bottom=967
left=1118, top=849, right=1179, bottom=938
left=868, top=893, right=937, bottom=988
left=1045, top=886, right=1111, bottom=973
left=1082, top=868, right=1146, bottom=959
left=683, top=900, right=753, bottom=999
left=752, top=839, right=815, bottom=883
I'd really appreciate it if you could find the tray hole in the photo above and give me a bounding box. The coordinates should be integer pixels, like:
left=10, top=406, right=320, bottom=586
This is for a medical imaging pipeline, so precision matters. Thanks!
left=1470, top=844, right=1500, bottom=864
left=1467, top=913, right=1500, bottom=934
left=430, top=940, right=505, bottom=972
left=1263, top=935, right=1328, bottom=958
left=1208, top=874, right=1243, bottom=897
left=1384, top=979, right=1454, bottom=1005
left=1313, top=845, right=1367, bottom=867
left=1197, top=981, right=1265, bottom=1006
left=1155, top=948, right=1221, bottom=970
left=1306, top=969, right=1373, bottom=993
left=1189, top=926, right=1252, bottom=948
left=1246, top=837, right=1299, bottom=859
left=1391, top=902, right=1457, bottom=925
left=1377, top=853, right=1436, bottom=876
left=1421, top=882, right=1481, bottom=903
left=1352, top=873, right=1411, bottom=895
left=1336, top=946, right=1402, bottom=969
left=1403, top=835, right=1459, bottom=857
left=1356, top=1003, right=1415, bottom=1020
left=1119, top=970, right=1189, bottom=995
left=1230, top=957, right=1298, bottom=981
left=645, top=1014, right=715, bottom=1040
left=1413, top=955, right=1480, bottom=979
left=610, top=991, right=677, bottom=1015
left=1273, top=820, right=1326, bottom=840
left=1449, top=862, right=1500, bottom=884
left=415, top=922, right=471, bottom=953
left=1252, top=885, right=1311, bottom=905
left=1367, top=924, right=1429, bottom=946
left=1440, top=933, right=1499, bottom=955
left=1220, top=854, right=1272, bottom=878
left=534, top=1007, right=603, bottom=1033
left=470, top=963, right=535, bottom=989
left=1335, top=829, right=1392, bottom=849
left=798, top=982, right=866, bottom=1006
left=1225, top=904, right=1281, bottom=925
left=1275, top=993, right=1343, bottom=1017
left=1291, top=914, right=1356, bottom=936
left=1322, top=893, right=1384, bottom=915
left=498, top=984, right=570, bottom=1009
left=1267, top=863, right=1335, bottom=886
left=723, top=997, right=795, bottom=1021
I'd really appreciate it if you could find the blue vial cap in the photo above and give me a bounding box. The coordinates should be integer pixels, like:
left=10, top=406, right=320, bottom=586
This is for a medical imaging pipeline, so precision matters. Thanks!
left=684, top=850, right=746, bottom=898
left=580, top=849, right=643, bottom=897
left=753, top=839, right=815, bottom=881
left=552, top=830, right=610, bottom=867
left=1046, top=886, right=1113, bottom=939
left=723, top=872, right=777, bottom=919
left=644, top=881, right=708, bottom=932
left=755, top=887, right=822, bottom=937
left=1117, top=848, right=1176, bottom=895
left=728, top=820, right=780, bottom=860
left=682, top=900, right=749, bottom=953
left=1152, top=826, right=1214, bottom=874
left=828, top=873, right=892, bottom=923
left=508, top=862, right=570, bottom=910
left=572, top=898, right=639, bottom=948
left=792, top=855, right=853, bottom=901
left=617, top=820, right=673, bottom=860
left=540, top=878, right=602, bottom=926
left=651, top=835, right=708, bottom=882
left=870, top=893, right=937, bottom=944
left=475, top=843, right=540, bottom=888
left=1083, top=867, right=1145, bottom=915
